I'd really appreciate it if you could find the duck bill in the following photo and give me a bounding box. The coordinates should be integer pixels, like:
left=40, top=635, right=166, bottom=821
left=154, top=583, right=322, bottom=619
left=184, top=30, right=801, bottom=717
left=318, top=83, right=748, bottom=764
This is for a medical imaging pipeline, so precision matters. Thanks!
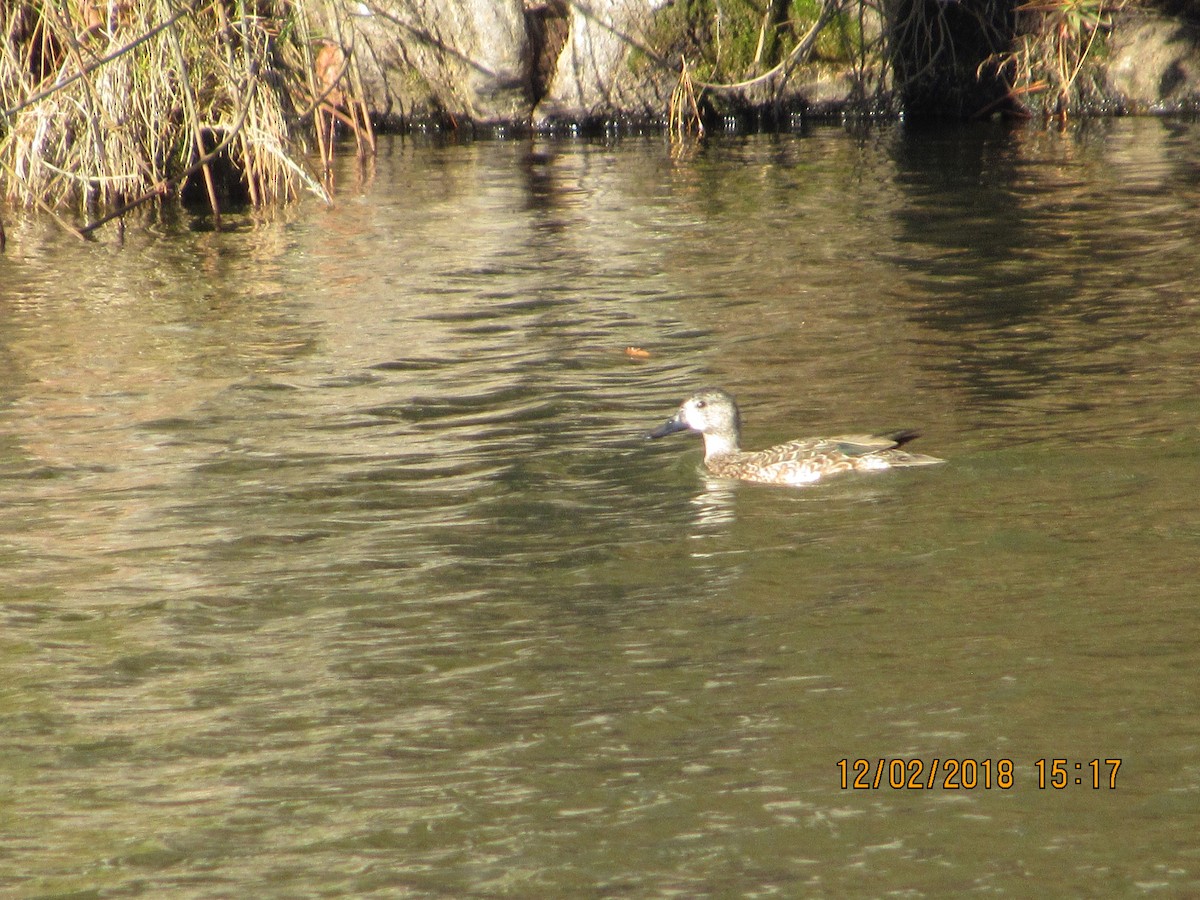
left=647, top=413, right=690, bottom=439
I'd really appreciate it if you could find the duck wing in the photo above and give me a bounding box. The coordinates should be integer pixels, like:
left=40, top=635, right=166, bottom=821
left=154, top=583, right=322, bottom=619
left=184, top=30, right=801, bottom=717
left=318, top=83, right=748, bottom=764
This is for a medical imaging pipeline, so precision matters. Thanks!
left=754, top=432, right=914, bottom=464
left=825, top=431, right=943, bottom=467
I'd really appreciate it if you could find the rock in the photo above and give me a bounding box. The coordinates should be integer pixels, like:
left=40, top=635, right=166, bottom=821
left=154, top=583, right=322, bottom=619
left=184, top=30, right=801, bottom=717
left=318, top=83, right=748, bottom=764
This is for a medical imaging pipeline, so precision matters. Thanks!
left=330, top=0, right=1200, bottom=129
left=532, top=0, right=674, bottom=127
left=330, top=0, right=886, bottom=129
left=1106, top=10, right=1200, bottom=112
left=328, top=0, right=533, bottom=126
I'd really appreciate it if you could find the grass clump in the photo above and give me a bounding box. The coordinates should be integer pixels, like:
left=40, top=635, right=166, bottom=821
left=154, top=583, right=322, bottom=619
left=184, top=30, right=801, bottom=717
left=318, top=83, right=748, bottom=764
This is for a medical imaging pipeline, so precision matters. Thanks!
left=985, top=0, right=1121, bottom=119
left=643, top=0, right=861, bottom=82
left=0, top=0, right=362, bottom=231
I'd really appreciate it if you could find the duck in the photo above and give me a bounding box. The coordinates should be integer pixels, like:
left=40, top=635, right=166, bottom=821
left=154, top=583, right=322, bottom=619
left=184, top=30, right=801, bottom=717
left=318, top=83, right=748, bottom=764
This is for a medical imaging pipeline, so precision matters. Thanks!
left=647, top=388, right=943, bottom=485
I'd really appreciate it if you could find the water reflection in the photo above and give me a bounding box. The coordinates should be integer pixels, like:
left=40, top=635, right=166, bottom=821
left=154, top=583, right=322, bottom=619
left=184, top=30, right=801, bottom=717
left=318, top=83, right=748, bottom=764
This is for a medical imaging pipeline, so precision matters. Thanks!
left=2, top=121, right=1200, bottom=896
left=890, top=119, right=1200, bottom=441
left=691, top=476, right=739, bottom=530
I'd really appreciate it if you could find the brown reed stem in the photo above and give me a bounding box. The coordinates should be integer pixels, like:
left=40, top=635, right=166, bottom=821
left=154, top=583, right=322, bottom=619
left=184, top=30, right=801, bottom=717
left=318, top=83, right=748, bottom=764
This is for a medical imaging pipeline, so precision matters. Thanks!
left=165, top=0, right=222, bottom=224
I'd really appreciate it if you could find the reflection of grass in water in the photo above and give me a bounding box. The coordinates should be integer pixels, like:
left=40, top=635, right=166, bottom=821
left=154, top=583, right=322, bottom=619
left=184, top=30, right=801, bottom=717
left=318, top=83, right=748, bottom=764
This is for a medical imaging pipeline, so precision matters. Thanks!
left=0, top=1, right=370, bottom=226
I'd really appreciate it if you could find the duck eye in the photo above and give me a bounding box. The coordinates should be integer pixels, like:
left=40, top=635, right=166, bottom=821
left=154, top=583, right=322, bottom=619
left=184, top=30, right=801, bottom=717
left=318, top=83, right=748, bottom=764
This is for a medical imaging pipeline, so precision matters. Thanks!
left=695, top=400, right=707, bottom=409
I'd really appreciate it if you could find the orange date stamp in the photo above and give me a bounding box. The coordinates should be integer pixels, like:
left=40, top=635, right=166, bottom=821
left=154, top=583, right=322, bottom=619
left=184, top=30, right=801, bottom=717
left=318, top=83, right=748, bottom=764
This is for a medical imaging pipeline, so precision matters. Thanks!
left=836, top=758, right=1122, bottom=790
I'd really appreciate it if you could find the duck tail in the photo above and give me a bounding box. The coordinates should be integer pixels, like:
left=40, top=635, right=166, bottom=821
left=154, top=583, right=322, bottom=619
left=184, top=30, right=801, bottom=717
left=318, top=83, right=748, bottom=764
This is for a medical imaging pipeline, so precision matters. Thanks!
left=886, top=429, right=922, bottom=448
left=882, top=430, right=944, bottom=465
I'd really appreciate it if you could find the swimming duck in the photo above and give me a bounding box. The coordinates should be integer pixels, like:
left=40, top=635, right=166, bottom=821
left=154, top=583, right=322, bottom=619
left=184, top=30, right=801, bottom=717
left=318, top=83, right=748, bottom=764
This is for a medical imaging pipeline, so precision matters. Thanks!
left=647, top=388, right=943, bottom=485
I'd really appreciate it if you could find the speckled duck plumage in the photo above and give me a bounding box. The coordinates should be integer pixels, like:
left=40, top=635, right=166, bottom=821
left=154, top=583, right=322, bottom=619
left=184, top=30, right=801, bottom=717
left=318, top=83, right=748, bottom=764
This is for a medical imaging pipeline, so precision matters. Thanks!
left=647, top=388, right=943, bottom=485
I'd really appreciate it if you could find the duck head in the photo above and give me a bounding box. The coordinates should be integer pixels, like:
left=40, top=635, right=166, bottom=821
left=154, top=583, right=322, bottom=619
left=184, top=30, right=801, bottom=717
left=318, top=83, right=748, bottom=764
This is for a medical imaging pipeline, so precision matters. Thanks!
left=647, top=388, right=742, bottom=456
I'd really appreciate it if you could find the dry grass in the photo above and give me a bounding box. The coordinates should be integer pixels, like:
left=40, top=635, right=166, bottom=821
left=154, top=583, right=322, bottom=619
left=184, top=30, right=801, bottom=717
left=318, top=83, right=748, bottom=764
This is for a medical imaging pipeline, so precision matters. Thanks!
left=982, top=0, right=1122, bottom=118
left=0, top=0, right=371, bottom=231
left=668, top=59, right=705, bottom=143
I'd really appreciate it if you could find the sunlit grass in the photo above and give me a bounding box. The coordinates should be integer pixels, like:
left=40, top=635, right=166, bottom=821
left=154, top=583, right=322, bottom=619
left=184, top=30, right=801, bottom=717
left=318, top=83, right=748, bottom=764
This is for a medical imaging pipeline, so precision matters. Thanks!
left=0, top=0, right=370, bottom=229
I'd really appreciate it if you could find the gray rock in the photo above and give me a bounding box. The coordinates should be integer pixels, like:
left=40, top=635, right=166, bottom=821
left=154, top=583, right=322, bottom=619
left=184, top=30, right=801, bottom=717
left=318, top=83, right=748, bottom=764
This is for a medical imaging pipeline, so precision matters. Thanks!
left=328, top=1, right=1200, bottom=128
left=532, top=0, right=675, bottom=127
left=331, top=0, right=533, bottom=126
left=1106, top=11, right=1200, bottom=112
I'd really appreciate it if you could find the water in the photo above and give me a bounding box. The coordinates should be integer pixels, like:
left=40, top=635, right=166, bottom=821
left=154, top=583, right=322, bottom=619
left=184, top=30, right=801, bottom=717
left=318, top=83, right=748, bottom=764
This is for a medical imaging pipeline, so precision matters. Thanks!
left=2, top=118, right=1200, bottom=896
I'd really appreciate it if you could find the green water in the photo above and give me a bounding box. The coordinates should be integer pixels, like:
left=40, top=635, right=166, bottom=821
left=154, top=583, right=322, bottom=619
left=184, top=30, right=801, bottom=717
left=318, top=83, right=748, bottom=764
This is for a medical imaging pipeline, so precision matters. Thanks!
left=2, top=118, right=1199, bottom=896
